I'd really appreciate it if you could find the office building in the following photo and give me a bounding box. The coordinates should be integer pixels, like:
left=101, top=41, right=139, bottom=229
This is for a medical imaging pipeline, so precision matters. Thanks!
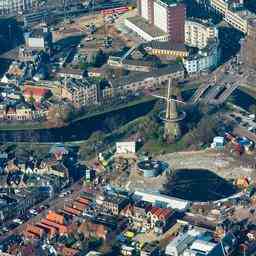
left=126, top=0, right=186, bottom=43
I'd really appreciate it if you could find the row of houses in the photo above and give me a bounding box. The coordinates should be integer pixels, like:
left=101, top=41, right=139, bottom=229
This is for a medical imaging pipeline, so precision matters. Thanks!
left=60, top=63, right=185, bottom=108
left=0, top=103, right=47, bottom=121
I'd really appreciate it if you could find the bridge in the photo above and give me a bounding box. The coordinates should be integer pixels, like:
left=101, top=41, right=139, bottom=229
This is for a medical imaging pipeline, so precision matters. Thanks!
left=191, top=82, right=240, bottom=105
left=190, top=69, right=244, bottom=105
left=189, top=83, right=212, bottom=104
left=209, top=83, right=240, bottom=104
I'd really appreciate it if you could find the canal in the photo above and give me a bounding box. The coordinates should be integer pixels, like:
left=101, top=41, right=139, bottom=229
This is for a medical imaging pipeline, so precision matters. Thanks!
left=0, top=88, right=255, bottom=143
left=0, top=99, right=156, bottom=142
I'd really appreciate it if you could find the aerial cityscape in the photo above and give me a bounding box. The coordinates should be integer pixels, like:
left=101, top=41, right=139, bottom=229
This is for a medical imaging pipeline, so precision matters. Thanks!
left=1, top=0, right=256, bottom=255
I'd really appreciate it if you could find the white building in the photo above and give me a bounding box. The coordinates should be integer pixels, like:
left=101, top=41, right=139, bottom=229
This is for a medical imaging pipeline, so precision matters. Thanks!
left=134, top=190, right=190, bottom=211
left=128, top=0, right=186, bottom=43
left=165, top=229, right=237, bottom=256
left=116, top=142, right=136, bottom=154
left=124, top=17, right=168, bottom=42
left=183, top=240, right=217, bottom=256
left=185, top=18, right=218, bottom=49
left=165, top=230, right=200, bottom=256
left=183, top=40, right=220, bottom=74
left=153, top=0, right=168, bottom=33
left=140, top=0, right=149, bottom=20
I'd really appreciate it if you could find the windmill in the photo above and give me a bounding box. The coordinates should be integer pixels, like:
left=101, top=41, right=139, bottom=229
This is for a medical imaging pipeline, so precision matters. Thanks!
left=153, top=78, right=186, bottom=143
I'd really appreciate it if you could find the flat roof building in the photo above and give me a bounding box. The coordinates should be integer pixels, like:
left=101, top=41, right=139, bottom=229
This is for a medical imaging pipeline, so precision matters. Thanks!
left=185, top=18, right=218, bottom=49
left=127, top=0, right=186, bottom=43
left=134, top=190, right=190, bottom=211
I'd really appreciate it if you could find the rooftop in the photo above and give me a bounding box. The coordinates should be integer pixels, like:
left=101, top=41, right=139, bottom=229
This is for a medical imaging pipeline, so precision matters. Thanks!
left=64, top=78, right=98, bottom=93
left=57, top=68, right=85, bottom=76
left=186, top=17, right=216, bottom=27
left=103, top=193, right=129, bottom=205
left=126, top=16, right=166, bottom=38
left=109, top=63, right=184, bottom=87
left=143, top=41, right=188, bottom=52
left=158, top=0, right=183, bottom=6
left=23, top=86, right=50, bottom=97
left=122, top=59, right=155, bottom=67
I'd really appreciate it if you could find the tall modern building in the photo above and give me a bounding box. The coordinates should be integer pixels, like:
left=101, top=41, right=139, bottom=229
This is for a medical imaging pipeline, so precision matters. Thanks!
left=0, top=0, right=34, bottom=15
left=126, top=0, right=186, bottom=43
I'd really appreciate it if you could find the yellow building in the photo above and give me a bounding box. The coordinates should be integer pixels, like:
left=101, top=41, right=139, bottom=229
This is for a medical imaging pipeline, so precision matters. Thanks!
left=143, top=41, right=189, bottom=59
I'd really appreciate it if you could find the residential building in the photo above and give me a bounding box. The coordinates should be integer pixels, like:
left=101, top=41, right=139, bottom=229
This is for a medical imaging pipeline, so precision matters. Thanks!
left=185, top=18, right=218, bottom=49
left=19, top=47, right=41, bottom=62
left=0, top=103, right=47, bottom=121
left=0, top=188, right=48, bottom=222
left=79, top=221, right=110, bottom=240
left=0, top=0, right=35, bottom=15
left=109, top=63, right=185, bottom=97
left=1, top=61, right=27, bottom=85
left=61, top=78, right=99, bottom=108
left=56, top=68, right=85, bottom=80
left=143, top=41, right=189, bottom=59
left=121, top=201, right=152, bottom=230
left=147, top=206, right=173, bottom=232
left=97, top=193, right=129, bottom=215
left=126, top=0, right=186, bottom=43
left=183, top=39, right=220, bottom=74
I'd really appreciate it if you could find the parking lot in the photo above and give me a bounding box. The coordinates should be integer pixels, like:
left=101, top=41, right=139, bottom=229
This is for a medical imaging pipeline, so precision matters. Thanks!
left=227, top=104, right=256, bottom=141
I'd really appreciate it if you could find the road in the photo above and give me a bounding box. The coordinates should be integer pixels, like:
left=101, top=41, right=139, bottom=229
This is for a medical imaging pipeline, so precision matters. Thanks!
left=191, top=56, right=245, bottom=104
left=0, top=180, right=83, bottom=241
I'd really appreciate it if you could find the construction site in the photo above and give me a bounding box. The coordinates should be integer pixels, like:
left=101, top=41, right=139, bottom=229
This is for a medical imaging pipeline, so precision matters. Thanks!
left=52, top=5, right=137, bottom=50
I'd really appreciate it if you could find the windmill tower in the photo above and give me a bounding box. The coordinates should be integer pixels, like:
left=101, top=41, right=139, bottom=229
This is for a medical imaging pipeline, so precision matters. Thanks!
left=153, top=78, right=186, bottom=143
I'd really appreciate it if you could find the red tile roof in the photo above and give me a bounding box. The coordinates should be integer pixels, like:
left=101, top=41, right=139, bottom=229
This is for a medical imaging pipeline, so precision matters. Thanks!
left=149, top=207, right=172, bottom=220
left=24, top=86, right=50, bottom=97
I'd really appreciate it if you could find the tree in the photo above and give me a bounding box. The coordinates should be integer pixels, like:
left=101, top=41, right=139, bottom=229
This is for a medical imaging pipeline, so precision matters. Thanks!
left=94, top=49, right=107, bottom=67
left=88, top=237, right=102, bottom=250
left=28, top=93, right=36, bottom=107
left=249, top=104, right=256, bottom=114
left=175, top=56, right=183, bottom=64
